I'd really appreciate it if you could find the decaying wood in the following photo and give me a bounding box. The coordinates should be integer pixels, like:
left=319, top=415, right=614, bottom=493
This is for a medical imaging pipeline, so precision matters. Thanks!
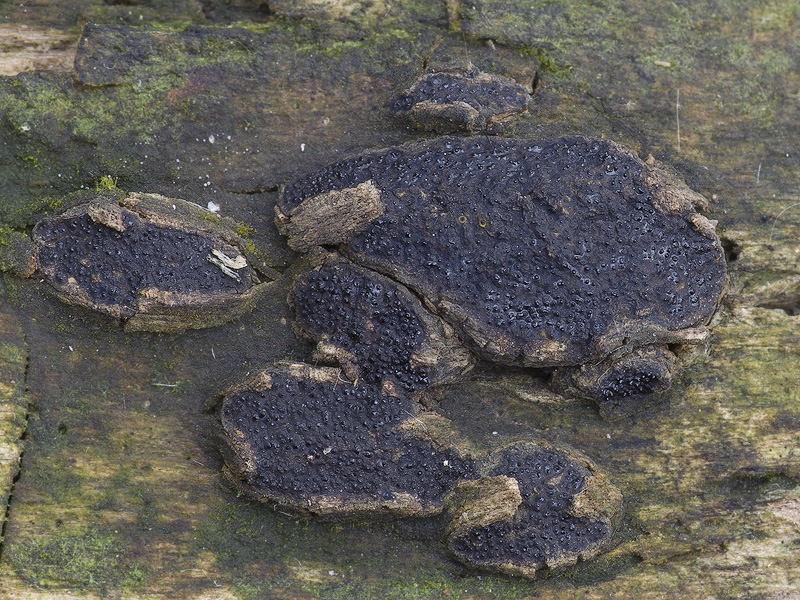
left=0, top=25, right=77, bottom=76
left=0, top=313, right=28, bottom=542
left=0, top=1, right=799, bottom=598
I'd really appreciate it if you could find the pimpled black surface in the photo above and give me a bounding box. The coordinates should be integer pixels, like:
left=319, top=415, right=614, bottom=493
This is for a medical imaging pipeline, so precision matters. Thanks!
left=35, top=211, right=254, bottom=311
left=598, top=367, right=664, bottom=402
left=222, top=372, right=472, bottom=504
left=294, top=264, right=431, bottom=393
left=388, top=71, right=529, bottom=120
left=451, top=446, right=608, bottom=568
left=281, top=136, right=726, bottom=364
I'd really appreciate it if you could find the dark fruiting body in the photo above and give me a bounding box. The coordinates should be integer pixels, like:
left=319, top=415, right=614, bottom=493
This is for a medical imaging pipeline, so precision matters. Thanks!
left=388, top=65, right=531, bottom=133
left=550, top=344, right=681, bottom=413
left=220, top=365, right=474, bottom=516
left=448, top=445, right=610, bottom=572
left=219, top=366, right=619, bottom=574
left=295, top=264, right=431, bottom=392
left=223, top=134, right=733, bottom=579
left=278, top=136, right=727, bottom=370
left=293, top=260, right=473, bottom=393
left=27, top=194, right=269, bottom=331
left=35, top=211, right=254, bottom=316
left=220, top=261, right=622, bottom=575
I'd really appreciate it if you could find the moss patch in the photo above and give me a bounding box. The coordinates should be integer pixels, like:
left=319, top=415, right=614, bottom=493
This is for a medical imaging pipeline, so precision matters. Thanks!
left=8, top=528, right=128, bottom=591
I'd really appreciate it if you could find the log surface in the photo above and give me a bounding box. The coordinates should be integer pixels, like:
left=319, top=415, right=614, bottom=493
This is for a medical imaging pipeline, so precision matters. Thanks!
left=1, top=1, right=799, bottom=598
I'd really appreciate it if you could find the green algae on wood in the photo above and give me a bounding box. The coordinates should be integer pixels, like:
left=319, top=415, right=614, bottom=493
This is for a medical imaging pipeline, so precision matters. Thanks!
left=7, top=528, right=139, bottom=592
left=0, top=265, right=306, bottom=597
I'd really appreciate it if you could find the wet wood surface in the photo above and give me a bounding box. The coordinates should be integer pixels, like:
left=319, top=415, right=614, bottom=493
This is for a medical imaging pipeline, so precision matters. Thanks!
left=1, top=1, right=799, bottom=598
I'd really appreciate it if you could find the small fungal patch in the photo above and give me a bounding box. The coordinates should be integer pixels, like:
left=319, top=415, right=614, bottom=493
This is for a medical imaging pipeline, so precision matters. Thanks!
left=388, top=64, right=531, bottom=133
left=26, top=192, right=272, bottom=331
left=552, top=345, right=681, bottom=413
left=446, top=443, right=621, bottom=577
left=292, top=257, right=473, bottom=393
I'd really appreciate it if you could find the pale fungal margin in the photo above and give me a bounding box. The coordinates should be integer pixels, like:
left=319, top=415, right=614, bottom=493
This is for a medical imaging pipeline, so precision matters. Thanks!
left=275, top=180, right=384, bottom=252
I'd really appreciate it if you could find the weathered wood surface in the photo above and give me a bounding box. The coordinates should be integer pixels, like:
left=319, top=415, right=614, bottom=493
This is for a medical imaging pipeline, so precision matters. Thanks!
left=0, top=313, right=28, bottom=539
left=1, top=1, right=799, bottom=598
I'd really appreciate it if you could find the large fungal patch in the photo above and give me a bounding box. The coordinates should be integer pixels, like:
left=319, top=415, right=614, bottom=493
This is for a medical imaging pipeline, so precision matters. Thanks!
left=277, top=136, right=727, bottom=369
left=220, top=364, right=620, bottom=573
left=220, top=363, right=474, bottom=517
left=219, top=255, right=622, bottom=576
left=247, top=133, right=730, bottom=574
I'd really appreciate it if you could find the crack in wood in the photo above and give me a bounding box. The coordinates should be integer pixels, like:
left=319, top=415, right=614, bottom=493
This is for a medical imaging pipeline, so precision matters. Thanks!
left=0, top=315, right=30, bottom=561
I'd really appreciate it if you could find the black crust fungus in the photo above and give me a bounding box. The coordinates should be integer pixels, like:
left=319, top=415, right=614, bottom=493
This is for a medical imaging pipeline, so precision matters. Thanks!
left=550, top=345, right=680, bottom=413
left=219, top=364, right=474, bottom=517
left=277, top=136, right=727, bottom=377
left=222, top=132, right=738, bottom=579
left=219, top=254, right=620, bottom=573
left=292, top=259, right=474, bottom=394
left=31, top=194, right=268, bottom=331
left=598, top=364, right=668, bottom=401
left=388, top=64, right=531, bottom=134
left=219, top=251, right=621, bottom=571
left=445, top=443, right=619, bottom=577
left=36, top=212, right=253, bottom=311
left=219, top=366, right=621, bottom=573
